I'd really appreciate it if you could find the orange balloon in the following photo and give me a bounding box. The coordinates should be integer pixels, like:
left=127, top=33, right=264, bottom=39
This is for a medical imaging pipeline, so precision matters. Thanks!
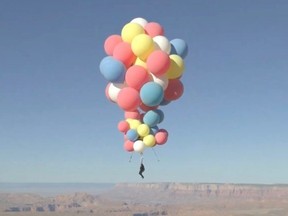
left=104, top=35, right=122, bottom=56
left=117, top=87, right=141, bottom=111
left=125, top=65, right=149, bottom=90
left=146, top=50, right=170, bottom=76
left=144, top=22, right=164, bottom=37
left=113, top=42, right=136, bottom=68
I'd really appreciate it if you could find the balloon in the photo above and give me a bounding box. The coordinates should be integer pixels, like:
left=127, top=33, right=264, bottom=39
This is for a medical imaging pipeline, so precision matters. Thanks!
left=117, top=87, right=141, bottom=111
left=155, top=129, right=168, bottom=145
left=139, top=102, right=158, bottom=112
left=104, top=34, right=122, bottom=56
left=133, top=140, right=145, bottom=152
left=129, top=119, right=141, bottom=129
left=105, top=83, right=112, bottom=102
left=164, top=79, right=184, bottom=101
left=125, top=65, right=149, bottom=90
left=154, top=109, right=164, bottom=123
left=160, top=98, right=171, bottom=106
left=126, top=129, right=139, bottom=141
left=153, top=35, right=171, bottom=54
left=130, top=17, right=148, bottom=27
left=144, top=22, right=164, bottom=37
left=146, top=50, right=170, bottom=76
left=124, top=140, right=134, bottom=152
left=166, top=54, right=184, bottom=79
left=143, top=134, right=156, bottom=147
left=113, top=42, right=136, bottom=68
left=137, top=124, right=150, bottom=137
left=143, top=110, right=160, bottom=127
left=150, top=126, right=159, bottom=135
left=106, top=82, right=126, bottom=103
left=121, top=23, right=145, bottom=43
left=140, top=82, right=164, bottom=107
left=131, top=34, right=154, bottom=60
left=150, top=74, right=168, bottom=90
left=134, top=57, right=147, bottom=69
left=170, top=38, right=188, bottom=59
left=99, top=56, right=126, bottom=83
left=118, top=120, right=130, bottom=133
left=125, top=110, right=141, bottom=119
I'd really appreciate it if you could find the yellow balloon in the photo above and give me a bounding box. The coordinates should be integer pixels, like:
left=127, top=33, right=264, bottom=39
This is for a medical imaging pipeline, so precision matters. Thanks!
left=126, top=118, right=133, bottom=127
left=121, top=23, right=144, bottom=43
left=137, top=124, right=150, bottom=137
left=130, top=119, right=141, bottom=129
left=131, top=34, right=154, bottom=60
left=166, top=54, right=185, bottom=79
left=134, top=57, right=147, bottom=69
left=143, top=134, right=156, bottom=147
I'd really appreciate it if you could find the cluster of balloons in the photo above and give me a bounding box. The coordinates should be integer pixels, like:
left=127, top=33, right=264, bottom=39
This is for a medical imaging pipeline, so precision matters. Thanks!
left=100, top=17, right=188, bottom=154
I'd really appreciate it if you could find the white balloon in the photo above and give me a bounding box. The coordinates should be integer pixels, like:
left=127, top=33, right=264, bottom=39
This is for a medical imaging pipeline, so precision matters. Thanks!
left=108, top=83, right=126, bottom=103
left=130, top=17, right=148, bottom=28
left=151, top=73, right=168, bottom=90
left=153, top=35, right=171, bottom=54
left=133, top=140, right=145, bottom=153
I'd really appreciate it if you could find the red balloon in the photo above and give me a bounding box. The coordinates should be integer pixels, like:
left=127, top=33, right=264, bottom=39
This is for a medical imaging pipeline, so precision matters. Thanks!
left=155, top=129, right=168, bottom=145
left=144, top=22, right=164, bottom=37
left=125, top=110, right=141, bottom=119
left=124, top=140, right=134, bottom=152
left=117, top=87, right=141, bottom=111
left=139, top=102, right=158, bottom=112
left=164, top=79, right=184, bottom=101
left=104, top=35, right=122, bottom=56
left=146, top=50, right=170, bottom=76
left=113, top=42, right=136, bottom=68
left=125, top=65, right=149, bottom=90
left=118, top=120, right=130, bottom=133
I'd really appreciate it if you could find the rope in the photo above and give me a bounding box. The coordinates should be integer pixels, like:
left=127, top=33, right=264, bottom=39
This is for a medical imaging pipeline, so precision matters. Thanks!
left=128, top=153, right=133, bottom=162
left=151, top=148, right=160, bottom=162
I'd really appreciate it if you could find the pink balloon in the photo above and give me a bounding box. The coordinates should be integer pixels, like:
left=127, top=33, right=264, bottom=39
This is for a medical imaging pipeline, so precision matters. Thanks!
left=118, top=120, right=130, bottom=133
left=164, top=79, right=184, bottom=101
left=155, top=129, right=168, bottom=145
left=146, top=50, right=170, bottom=76
left=144, top=22, right=164, bottom=37
left=104, top=35, right=122, bottom=56
left=117, top=87, right=141, bottom=111
left=124, top=140, right=134, bottom=152
left=125, top=65, right=149, bottom=90
left=113, top=42, right=136, bottom=68
left=125, top=110, right=141, bottom=119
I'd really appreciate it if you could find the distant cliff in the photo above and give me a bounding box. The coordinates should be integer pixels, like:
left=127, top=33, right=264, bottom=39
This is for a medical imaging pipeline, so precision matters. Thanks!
left=109, top=183, right=288, bottom=202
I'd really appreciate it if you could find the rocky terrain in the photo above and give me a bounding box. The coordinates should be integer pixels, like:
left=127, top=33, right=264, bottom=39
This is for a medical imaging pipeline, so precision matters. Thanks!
left=1, top=183, right=288, bottom=216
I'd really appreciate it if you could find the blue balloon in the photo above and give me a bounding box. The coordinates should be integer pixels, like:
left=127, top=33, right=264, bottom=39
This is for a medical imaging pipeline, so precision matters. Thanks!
left=143, top=110, right=160, bottom=127
left=154, top=109, right=164, bottom=123
left=150, top=126, right=159, bottom=135
left=170, top=38, right=188, bottom=59
left=140, top=82, right=164, bottom=107
left=126, top=129, right=138, bottom=141
left=99, top=56, right=126, bottom=83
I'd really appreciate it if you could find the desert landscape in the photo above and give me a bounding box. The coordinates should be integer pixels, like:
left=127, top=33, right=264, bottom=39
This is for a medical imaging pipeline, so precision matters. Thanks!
left=1, top=183, right=288, bottom=216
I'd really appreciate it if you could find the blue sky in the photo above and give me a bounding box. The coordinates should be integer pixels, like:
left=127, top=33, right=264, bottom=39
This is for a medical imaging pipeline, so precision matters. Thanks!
left=1, top=0, right=287, bottom=184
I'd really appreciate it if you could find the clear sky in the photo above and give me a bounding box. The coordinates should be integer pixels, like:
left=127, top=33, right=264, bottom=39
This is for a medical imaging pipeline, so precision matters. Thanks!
left=1, top=0, right=287, bottom=184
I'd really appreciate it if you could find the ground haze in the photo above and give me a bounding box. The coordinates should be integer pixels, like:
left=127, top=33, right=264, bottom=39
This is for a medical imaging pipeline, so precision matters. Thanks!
left=1, top=183, right=288, bottom=216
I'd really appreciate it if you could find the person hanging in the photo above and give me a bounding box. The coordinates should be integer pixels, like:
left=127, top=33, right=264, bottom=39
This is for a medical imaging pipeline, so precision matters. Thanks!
left=139, top=153, right=145, bottom=179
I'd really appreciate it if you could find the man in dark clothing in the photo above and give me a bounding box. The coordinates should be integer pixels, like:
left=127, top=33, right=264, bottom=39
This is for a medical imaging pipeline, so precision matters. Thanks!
left=139, top=154, right=145, bottom=178
left=139, top=163, right=145, bottom=178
